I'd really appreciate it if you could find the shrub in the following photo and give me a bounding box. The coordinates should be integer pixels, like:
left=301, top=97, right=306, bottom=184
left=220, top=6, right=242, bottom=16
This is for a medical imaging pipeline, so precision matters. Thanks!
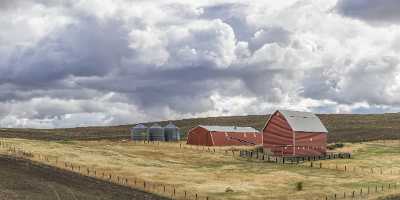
left=225, top=187, right=234, bottom=193
left=327, top=143, right=344, bottom=150
left=295, top=182, right=303, bottom=191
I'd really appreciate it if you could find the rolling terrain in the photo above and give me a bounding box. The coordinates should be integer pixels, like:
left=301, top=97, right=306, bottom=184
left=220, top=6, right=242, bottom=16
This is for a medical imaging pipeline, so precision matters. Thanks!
left=1, top=113, right=400, bottom=143
left=2, top=139, right=400, bottom=200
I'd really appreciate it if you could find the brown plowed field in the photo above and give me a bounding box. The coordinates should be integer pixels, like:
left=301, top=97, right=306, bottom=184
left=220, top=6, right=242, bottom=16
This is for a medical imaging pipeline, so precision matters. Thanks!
left=0, top=155, right=169, bottom=200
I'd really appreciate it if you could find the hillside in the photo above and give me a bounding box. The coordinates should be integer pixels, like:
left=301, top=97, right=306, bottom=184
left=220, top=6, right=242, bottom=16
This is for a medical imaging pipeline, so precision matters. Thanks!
left=1, top=113, right=400, bottom=143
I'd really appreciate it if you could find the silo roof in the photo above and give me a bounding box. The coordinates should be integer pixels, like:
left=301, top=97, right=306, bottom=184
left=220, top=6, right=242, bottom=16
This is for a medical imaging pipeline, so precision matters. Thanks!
left=165, top=122, right=178, bottom=129
left=134, top=124, right=147, bottom=129
left=150, top=123, right=163, bottom=128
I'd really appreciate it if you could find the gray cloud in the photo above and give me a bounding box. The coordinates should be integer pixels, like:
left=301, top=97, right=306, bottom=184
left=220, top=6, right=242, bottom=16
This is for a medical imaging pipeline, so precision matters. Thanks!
left=336, top=0, right=400, bottom=24
left=0, top=0, right=399, bottom=128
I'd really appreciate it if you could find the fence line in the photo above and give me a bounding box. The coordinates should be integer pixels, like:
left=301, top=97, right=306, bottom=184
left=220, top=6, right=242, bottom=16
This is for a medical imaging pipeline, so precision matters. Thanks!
left=322, top=182, right=400, bottom=200
left=0, top=140, right=209, bottom=200
left=237, top=149, right=400, bottom=177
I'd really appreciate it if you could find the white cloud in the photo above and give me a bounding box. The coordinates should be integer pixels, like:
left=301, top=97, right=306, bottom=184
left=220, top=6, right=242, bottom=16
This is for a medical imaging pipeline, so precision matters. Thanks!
left=1, top=0, right=400, bottom=128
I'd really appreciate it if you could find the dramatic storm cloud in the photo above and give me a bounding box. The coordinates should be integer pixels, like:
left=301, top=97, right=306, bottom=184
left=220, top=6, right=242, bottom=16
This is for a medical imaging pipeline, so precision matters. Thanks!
left=1, top=0, right=400, bottom=128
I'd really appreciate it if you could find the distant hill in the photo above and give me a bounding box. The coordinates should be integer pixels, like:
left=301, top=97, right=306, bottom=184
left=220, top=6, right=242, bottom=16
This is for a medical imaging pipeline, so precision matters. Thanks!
left=1, top=113, right=400, bottom=143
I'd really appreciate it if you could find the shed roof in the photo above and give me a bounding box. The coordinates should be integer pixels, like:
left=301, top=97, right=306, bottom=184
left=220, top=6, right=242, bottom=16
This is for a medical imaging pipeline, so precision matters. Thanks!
left=278, top=110, right=328, bottom=133
left=199, top=125, right=259, bottom=133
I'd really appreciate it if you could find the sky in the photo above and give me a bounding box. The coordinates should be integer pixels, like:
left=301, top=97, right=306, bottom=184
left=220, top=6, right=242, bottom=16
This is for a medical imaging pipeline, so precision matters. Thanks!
left=1, top=0, right=400, bottom=128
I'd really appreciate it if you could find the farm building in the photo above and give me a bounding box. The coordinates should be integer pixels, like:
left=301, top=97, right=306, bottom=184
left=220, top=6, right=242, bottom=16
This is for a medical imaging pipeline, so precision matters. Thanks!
left=130, top=122, right=181, bottom=142
left=263, top=110, right=328, bottom=156
left=187, top=125, right=262, bottom=146
left=148, top=123, right=165, bottom=141
left=164, top=122, right=181, bottom=141
left=131, top=124, right=148, bottom=140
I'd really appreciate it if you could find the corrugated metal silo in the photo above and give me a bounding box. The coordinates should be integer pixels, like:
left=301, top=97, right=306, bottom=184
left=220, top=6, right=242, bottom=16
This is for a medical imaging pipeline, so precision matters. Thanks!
left=148, top=123, right=165, bottom=141
left=164, top=122, right=180, bottom=141
left=131, top=124, right=148, bottom=140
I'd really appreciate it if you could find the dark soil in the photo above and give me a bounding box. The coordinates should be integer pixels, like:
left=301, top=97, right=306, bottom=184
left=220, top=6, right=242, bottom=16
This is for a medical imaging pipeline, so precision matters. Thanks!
left=0, top=155, right=170, bottom=200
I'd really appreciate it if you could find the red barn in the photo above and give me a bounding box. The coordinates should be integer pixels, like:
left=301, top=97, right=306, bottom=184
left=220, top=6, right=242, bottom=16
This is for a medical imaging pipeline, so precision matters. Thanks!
left=263, top=110, right=328, bottom=156
left=187, top=125, right=262, bottom=146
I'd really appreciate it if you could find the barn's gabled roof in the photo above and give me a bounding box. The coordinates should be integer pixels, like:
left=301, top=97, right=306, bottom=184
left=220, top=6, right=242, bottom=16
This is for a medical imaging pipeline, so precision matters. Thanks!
left=199, top=125, right=259, bottom=133
left=278, top=110, right=328, bottom=133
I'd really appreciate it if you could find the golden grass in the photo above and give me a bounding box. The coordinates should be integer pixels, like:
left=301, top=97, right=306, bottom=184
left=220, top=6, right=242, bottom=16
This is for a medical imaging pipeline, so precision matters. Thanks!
left=1, top=139, right=400, bottom=200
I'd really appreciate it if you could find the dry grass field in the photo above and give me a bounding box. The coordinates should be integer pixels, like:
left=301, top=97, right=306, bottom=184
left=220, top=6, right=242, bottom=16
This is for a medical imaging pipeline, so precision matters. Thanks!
left=1, top=138, right=400, bottom=200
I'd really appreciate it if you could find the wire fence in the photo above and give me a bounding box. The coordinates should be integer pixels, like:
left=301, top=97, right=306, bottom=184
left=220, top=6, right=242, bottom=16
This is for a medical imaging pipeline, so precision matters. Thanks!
left=322, top=182, right=400, bottom=200
left=0, top=140, right=210, bottom=200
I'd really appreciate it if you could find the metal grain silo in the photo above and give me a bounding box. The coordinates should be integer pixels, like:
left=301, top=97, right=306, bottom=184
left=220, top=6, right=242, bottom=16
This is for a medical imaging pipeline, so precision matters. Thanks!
left=148, top=123, right=165, bottom=141
left=131, top=124, right=148, bottom=141
left=164, top=122, right=180, bottom=141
